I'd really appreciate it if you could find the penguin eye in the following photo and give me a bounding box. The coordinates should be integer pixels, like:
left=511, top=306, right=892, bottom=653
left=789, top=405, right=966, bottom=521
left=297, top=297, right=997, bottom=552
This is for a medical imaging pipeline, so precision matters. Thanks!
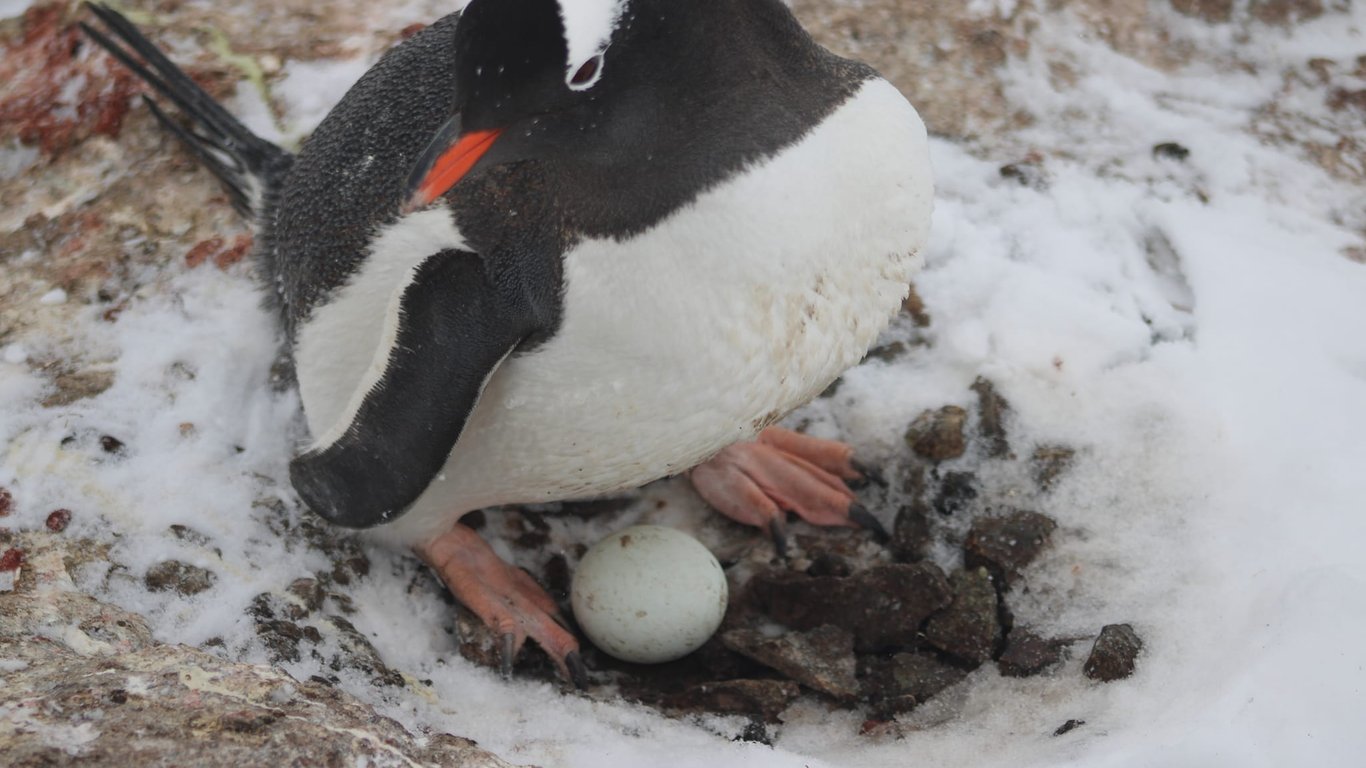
left=567, top=54, right=604, bottom=90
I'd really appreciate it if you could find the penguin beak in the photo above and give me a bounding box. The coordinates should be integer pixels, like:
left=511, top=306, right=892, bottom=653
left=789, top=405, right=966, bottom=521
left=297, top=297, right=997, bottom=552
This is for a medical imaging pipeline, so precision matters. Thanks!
left=402, top=114, right=503, bottom=213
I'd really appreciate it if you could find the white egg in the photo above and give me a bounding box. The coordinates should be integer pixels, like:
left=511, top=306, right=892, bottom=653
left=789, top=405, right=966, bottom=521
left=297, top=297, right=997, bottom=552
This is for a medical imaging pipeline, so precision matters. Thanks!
left=571, top=525, right=728, bottom=664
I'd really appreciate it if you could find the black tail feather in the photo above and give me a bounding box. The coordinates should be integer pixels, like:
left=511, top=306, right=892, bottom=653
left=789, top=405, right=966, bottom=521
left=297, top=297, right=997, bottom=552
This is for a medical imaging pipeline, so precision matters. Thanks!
left=81, top=2, right=290, bottom=221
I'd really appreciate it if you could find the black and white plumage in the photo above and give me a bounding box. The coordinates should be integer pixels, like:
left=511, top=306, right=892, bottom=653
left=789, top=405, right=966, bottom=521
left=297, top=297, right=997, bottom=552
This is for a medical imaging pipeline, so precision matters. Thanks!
left=85, top=0, right=933, bottom=678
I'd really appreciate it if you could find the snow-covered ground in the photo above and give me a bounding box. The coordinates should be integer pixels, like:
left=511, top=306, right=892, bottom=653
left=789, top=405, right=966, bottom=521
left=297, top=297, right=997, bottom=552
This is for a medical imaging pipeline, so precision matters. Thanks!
left=3, top=1, right=1365, bottom=766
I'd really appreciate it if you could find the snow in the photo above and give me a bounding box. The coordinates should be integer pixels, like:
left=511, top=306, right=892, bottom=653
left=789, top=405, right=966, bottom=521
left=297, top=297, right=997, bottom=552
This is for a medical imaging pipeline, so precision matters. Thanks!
left=3, top=2, right=1366, bottom=767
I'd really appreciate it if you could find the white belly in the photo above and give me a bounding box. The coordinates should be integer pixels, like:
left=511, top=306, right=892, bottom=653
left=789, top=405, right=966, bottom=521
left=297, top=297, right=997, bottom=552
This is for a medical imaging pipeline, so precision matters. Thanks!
left=297, top=78, right=934, bottom=545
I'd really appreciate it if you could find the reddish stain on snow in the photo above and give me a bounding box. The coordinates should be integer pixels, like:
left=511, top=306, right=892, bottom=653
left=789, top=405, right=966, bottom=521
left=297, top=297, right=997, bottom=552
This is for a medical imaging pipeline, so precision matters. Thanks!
left=0, top=3, right=142, bottom=156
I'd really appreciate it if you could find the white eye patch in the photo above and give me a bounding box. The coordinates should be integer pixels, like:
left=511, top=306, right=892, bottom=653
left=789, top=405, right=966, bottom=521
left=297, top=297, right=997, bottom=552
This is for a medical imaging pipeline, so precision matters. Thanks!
left=557, top=0, right=623, bottom=89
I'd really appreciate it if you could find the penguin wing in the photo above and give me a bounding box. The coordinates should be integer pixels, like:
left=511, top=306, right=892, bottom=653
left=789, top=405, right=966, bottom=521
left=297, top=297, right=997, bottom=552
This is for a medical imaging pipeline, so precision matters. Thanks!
left=289, top=248, right=542, bottom=528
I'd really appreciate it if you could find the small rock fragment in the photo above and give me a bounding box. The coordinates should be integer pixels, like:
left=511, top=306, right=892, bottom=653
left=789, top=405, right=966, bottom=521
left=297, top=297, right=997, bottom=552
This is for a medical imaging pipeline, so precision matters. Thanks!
left=864, top=340, right=907, bottom=362
left=997, top=628, right=1070, bottom=677
left=665, top=679, right=801, bottom=723
left=999, top=159, right=1047, bottom=189
left=964, top=510, right=1058, bottom=586
left=99, top=435, right=126, bottom=455
left=902, top=282, right=931, bottom=327
left=933, top=471, right=978, bottom=516
left=860, top=651, right=969, bottom=714
left=144, top=560, right=217, bottom=596
left=325, top=616, right=405, bottom=687
left=285, top=578, right=325, bottom=618
left=970, top=377, right=1011, bottom=458
left=45, top=508, right=72, bottom=532
left=806, top=551, right=853, bottom=578
left=1249, top=0, right=1324, bottom=24
left=1152, top=142, right=1191, bottom=161
left=1084, top=623, right=1143, bottom=681
left=1031, top=446, right=1075, bottom=491
left=1169, top=0, right=1233, bottom=22
left=0, top=488, right=12, bottom=516
left=42, top=370, right=115, bottom=407
left=890, top=502, right=931, bottom=562
left=906, top=406, right=968, bottom=462
left=722, top=625, right=859, bottom=701
left=924, top=568, right=1000, bottom=665
left=1054, top=718, right=1086, bottom=736
left=753, top=564, right=952, bottom=651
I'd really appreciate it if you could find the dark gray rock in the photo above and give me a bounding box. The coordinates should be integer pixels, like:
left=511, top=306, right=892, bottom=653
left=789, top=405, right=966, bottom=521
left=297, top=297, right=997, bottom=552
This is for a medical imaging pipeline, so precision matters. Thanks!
left=924, top=568, right=1001, bottom=665
left=664, top=679, right=802, bottom=723
left=964, top=510, right=1058, bottom=586
left=722, top=625, right=859, bottom=701
left=997, top=628, right=1070, bottom=677
left=752, top=563, right=952, bottom=651
left=933, top=471, right=978, bottom=516
left=860, top=651, right=969, bottom=716
left=890, top=501, right=931, bottom=562
left=970, top=377, right=1011, bottom=458
left=1031, top=445, right=1075, bottom=491
left=1084, top=623, right=1143, bottom=681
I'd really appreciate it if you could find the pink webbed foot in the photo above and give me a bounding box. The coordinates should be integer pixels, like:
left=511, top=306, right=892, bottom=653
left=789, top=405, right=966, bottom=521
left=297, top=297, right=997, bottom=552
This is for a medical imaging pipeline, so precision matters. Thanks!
left=416, top=523, right=587, bottom=687
left=689, top=427, right=889, bottom=556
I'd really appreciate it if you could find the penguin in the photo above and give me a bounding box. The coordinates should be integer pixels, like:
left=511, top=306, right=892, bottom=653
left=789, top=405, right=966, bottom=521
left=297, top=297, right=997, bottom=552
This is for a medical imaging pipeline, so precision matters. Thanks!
left=82, top=0, right=933, bottom=685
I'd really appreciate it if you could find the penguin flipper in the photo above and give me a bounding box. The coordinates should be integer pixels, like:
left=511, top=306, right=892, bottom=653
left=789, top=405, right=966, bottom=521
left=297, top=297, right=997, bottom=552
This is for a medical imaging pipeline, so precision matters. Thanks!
left=289, top=249, right=540, bottom=528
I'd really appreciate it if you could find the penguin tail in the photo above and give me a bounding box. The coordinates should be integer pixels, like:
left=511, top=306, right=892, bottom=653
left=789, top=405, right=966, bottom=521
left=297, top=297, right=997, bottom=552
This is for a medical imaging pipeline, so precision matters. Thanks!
left=80, top=3, right=292, bottom=222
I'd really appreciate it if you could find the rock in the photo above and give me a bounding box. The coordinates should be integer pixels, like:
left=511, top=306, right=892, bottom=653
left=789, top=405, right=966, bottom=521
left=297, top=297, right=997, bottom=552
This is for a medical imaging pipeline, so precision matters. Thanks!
left=324, top=616, right=406, bottom=687
left=752, top=564, right=952, bottom=651
left=45, top=508, right=72, bottom=532
left=964, top=510, right=1058, bottom=586
left=722, top=625, right=859, bottom=701
left=997, top=628, right=1070, bottom=677
left=144, top=560, right=217, bottom=596
left=0, top=487, right=13, bottom=516
left=890, top=501, right=931, bottom=562
left=924, top=568, right=1000, bottom=665
left=1084, top=623, right=1143, bottom=681
left=285, top=577, right=325, bottom=617
left=902, top=282, right=931, bottom=327
left=999, top=158, right=1047, bottom=189
left=905, top=406, right=968, bottom=462
left=42, top=369, right=116, bottom=407
left=860, top=651, right=969, bottom=715
left=864, top=340, right=907, bottom=362
left=970, top=377, right=1010, bottom=458
left=665, top=679, right=802, bottom=723
left=806, top=551, right=853, bottom=578
left=1054, top=718, right=1086, bottom=736
left=1031, top=446, right=1075, bottom=491
left=1170, top=0, right=1233, bottom=23
left=933, top=471, right=978, bottom=516
left=1249, top=0, right=1323, bottom=24
left=1152, top=141, right=1191, bottom=161
left=0, top=536, right=512, bottom=768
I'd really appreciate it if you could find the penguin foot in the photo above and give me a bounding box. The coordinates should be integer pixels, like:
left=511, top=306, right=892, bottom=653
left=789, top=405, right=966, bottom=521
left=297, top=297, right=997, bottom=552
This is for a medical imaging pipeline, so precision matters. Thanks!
left=689, top=427, right=888, bottom=556
left=416, top=523, right=583, bottom=686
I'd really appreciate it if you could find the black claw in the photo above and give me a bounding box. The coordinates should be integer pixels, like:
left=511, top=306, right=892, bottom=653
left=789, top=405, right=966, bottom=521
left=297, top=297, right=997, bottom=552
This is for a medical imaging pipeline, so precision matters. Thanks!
left=769, top=515, right=789, bottom=559
left=850, top=459, right=887, bottom=488
left=498, top=632, right=515, bottom=679
left=849, top=503, right=890, bottom=543
left=566, top=651, right=589, bottom=690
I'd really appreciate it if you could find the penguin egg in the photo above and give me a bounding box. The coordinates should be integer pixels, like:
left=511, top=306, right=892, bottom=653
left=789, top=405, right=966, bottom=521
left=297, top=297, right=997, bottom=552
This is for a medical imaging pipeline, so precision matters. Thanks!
left=571, top=525, right=728, bottom=664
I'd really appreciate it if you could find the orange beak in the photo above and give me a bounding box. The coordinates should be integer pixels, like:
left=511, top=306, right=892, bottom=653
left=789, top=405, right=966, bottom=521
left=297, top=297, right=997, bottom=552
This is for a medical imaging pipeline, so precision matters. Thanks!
left=402, top=126, right=503, bottom=213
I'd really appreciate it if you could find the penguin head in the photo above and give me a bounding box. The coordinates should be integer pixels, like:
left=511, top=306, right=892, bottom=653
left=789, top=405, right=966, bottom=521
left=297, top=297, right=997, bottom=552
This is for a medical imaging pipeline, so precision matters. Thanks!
left=403, top=0, right=632, bottom=211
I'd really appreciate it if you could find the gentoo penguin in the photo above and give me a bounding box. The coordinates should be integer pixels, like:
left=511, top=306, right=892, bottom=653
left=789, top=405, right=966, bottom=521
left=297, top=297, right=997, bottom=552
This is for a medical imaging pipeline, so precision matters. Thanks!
left=83, top=0, right=933, bottom=683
